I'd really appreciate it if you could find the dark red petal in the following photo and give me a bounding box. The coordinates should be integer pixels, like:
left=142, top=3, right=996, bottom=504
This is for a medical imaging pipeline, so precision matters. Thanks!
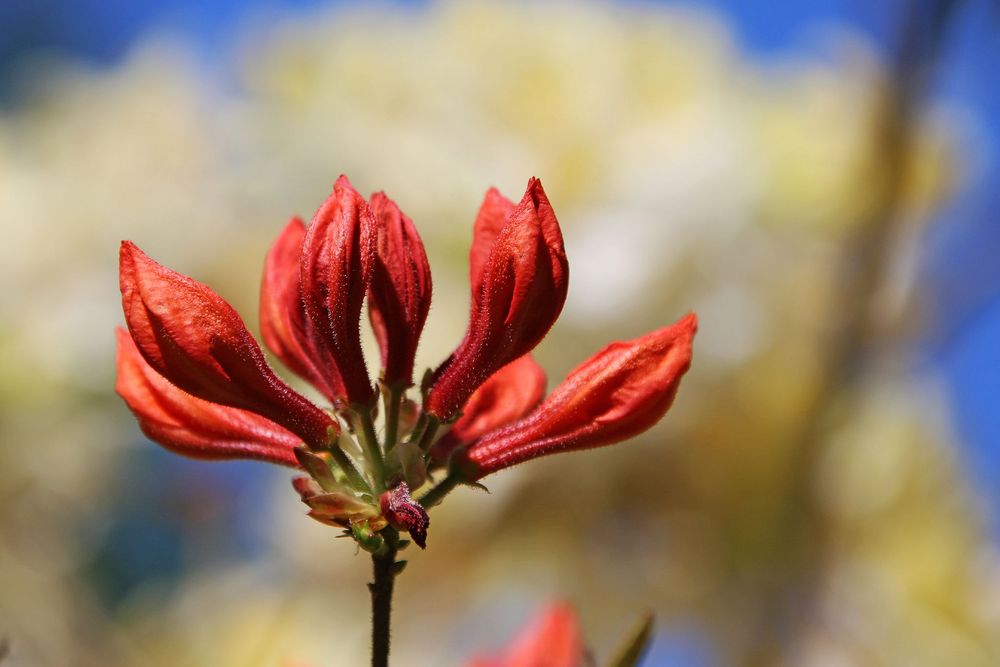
left=119, top=241, right=336, bottom=447
left=427, top=178, right=569, bottom=419
left=469, top=187, right=515, bottom=307
left=260, top=217, right=338, bottom=401
left=466, top=602, right=583, bottom=667
left=115, top=328, right=302, bottom=467
left=367, top=191, right=432, bottom=388
left=430, top=354, right=546, bottom=465
left=299, top=176, right=376, bottom=406
left=461, top=314, right=696, bottom=479
left=379, top=481, right=430, bottom=549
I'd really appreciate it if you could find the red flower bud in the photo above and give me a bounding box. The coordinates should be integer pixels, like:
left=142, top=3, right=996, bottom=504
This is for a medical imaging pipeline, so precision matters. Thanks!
left=115, top=328, right=302, bottom=466
left=459, top=314, right=696, bottom=479
left=299, top=175, right=377, bottom=406
left=119, top=241, right=335, bottom=447
left=430, top=354, right=546, bottom=466
left=379, top=481, right=430, bottom=548
left=426, top=178, right=568, bottom=419
left=260, top=216, right=338, bottom=402
left=466, top=602, right=583, bottom=667
left=468, top=187, right=515, bottom=307
left=367, top=192, right=432, bottom=388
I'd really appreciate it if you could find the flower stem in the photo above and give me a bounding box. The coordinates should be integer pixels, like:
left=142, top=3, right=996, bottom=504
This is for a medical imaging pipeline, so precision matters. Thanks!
left=415, top=415, right=440, bottom=455
left=369, top=529, right=399, bottom=667
left=418, top=471, right=461, bottom=508
left=352, top=408, right=386, bottom=493
left=328, top=445, right=373, bottom=496
left=383, top=386, right=403, bottom=454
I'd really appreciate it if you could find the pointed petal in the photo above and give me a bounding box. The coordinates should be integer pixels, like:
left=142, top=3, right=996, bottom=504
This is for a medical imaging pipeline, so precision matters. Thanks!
left=427, top=178, right=569, bottom=419
left=503, top=603, right=583, bottom=667
left=292, top=475, right=376, bottom=527
left=466, top=603, right=584, bottom=667
left=292, top=475, right=323, bottom=501
left=304, top=491, right=375, bottom=518
left=469, top=187, right=515, bottom=306
left=293, top=447, right=342, bottom=492
left=116, top=328, right=302, bottom=466
left=260, top=217, right=337, bottom=401
left=299, top=176, right=376, bottom=406
left=430, top=354, right=546, bottom=465
left=119, top=242, right=336, bottom=447
left=460, top=314, right=696, bottom=479
left=367, top=191, right=432, bottom=388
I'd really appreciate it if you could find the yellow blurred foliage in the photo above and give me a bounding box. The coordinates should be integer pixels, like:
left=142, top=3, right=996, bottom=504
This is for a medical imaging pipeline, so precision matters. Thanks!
left=0, top=2, right=991, bottom=666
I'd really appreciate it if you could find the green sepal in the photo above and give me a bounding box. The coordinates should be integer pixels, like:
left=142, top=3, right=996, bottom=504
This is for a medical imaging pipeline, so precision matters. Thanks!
left=419, top=367, right=434, bottom=401
left=293, top=448, right=341, bottom=492
left=606, top=612, right=654, bottom=667
left=352, top=522, right=385, bottom=554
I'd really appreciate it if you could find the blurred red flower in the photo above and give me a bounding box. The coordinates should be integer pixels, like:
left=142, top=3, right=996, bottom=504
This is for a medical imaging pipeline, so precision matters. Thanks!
left=467, top=603, right=584, bottom=667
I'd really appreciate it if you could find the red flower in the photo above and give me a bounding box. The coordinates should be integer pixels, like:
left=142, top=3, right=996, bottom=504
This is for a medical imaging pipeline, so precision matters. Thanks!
left=429, top=354, right=546, bottom=466
left=452, top=314, right=696, bottom=480
left=115, top=174, right=695, bottom=549
left=466, top=603, right=584, bottom=667
left=260, top=216, right=340, bottom=404
left=115, top=327, right=302, bottom=466
left=367, top=192, right=433, bottom=389
left=425, top=179, right=569, bottom=420
left=298, top=175, right=379, bottom=407
left=119, top=240, right=336, bottom=448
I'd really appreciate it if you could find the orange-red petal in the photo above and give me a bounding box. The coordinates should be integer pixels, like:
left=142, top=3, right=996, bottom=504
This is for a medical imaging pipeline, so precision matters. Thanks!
left=260, top=217, right=338, bottom=402
left=115, top=328, right=302, bottom=466
left=299, top=175, right=377, bottom=406
left=367, top=192, right=432, bottom=388
left=119, top=241, right=335, bottom=447
left=427, top=178, right=568, bottom=420
left=430, top=354, right=546, bottom=465
left=460, top=314, right=696, bottom=479
left=469, top=187, right=515, bottom=308
left=466, top=602, right=584, bottom=667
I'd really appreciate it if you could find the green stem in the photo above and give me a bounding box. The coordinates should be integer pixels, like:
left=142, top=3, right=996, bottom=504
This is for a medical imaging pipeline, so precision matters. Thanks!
left=353, top=409, right=386, bottom=493
left=328, top=445, right=373, bottom=496
left=369, top=529, right=399, bottom=667
left=407, top=413, right=428, bottom=449
left=382, top=386, right=403, bottom=455
left=418, top=471, right=461, bottom=508
left=415, top=415, right=440, bottom=455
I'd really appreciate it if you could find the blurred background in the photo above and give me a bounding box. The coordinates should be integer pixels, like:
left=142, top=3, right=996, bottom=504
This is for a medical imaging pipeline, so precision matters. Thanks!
left=1, top=0, right=999, bottom=665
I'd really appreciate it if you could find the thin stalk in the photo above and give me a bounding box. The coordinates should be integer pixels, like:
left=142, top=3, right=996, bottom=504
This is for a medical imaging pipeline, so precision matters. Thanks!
left=353, top=410, right=387, bottom=493
left=382, top=386, right=403, bottom=454
left=328, top=445, right=373, bottom=496
left=407, top=413, right=429, bottom=449
left=418, top=471, right=461, bottom=508
left=415, top=415, right=440, bottom=455
left=369, top=528, right=399, bottom=667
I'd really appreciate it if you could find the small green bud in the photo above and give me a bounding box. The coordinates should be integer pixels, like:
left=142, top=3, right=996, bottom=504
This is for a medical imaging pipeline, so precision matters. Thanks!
left=351, top=522, right=385, bottom=553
